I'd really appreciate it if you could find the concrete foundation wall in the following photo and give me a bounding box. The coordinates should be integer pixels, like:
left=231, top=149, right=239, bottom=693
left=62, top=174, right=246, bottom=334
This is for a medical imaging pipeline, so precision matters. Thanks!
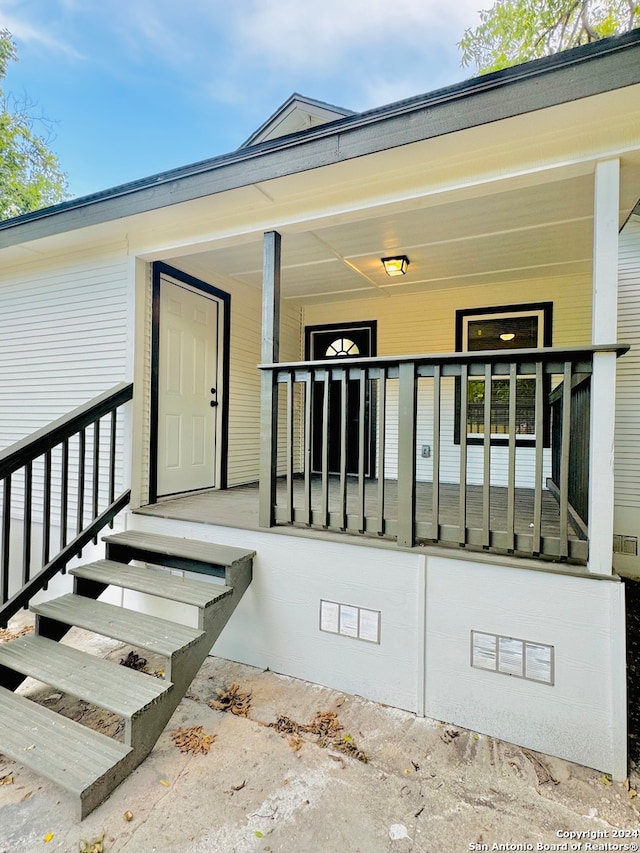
left=125, top=512, right=626, bottom=777
left=424, top=556, right=626, bottom=778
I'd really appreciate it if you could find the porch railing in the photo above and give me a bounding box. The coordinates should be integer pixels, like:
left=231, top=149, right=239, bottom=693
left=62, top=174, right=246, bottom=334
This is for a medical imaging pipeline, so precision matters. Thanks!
left=549, top=372, right=591, bottom=536
left=259, top=346, right=625, bottom=563
left=0, top=382, right=133, bottom=626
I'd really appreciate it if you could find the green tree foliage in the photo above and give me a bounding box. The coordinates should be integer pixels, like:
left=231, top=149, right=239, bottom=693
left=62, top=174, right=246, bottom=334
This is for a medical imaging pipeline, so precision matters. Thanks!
left=0, top=29, right=67, bottom=220
left=459, top=0, right=640, bottom=74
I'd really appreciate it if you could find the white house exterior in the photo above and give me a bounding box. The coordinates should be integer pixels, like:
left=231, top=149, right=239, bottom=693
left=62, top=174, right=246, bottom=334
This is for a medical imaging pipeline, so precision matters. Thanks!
left=1, top=33, right=640, bottom=781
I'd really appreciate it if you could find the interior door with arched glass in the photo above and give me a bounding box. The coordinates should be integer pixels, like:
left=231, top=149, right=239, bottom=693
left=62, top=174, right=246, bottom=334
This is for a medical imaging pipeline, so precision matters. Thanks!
left=305, top=322, right=376, bottom=476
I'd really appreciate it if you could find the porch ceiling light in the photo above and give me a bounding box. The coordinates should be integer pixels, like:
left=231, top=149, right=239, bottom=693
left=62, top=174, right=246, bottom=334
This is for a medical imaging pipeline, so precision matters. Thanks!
left=381, top=255, right=409, bottom=277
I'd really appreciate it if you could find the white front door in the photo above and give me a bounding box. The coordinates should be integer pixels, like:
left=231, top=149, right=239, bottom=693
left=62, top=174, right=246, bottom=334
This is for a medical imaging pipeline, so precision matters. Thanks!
left=157, top=276, right=221, bottom=496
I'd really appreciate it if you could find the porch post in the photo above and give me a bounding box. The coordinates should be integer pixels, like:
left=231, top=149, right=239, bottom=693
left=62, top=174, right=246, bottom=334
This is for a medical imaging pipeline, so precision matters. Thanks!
left=588, top=159, right=619, bottom=575
left=259, top=230, right=281, bottom=528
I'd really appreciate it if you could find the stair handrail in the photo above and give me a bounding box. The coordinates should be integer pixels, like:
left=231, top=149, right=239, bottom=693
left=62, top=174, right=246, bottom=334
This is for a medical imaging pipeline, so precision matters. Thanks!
left=0, top=382, right=133, bottom=626
left=0, top=383, right=133, bottom=478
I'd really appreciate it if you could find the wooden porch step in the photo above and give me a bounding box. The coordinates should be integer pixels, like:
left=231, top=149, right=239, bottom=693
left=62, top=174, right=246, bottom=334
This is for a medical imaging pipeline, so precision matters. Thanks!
left=103, top=530, right=255, bottom=577
left=0, top=633, right=171, bottom=719
left=0, top=685, right=132, bottom=818
left=32, top=594, right=204, bottom=659
left=70, top=560, right=232, bottom=608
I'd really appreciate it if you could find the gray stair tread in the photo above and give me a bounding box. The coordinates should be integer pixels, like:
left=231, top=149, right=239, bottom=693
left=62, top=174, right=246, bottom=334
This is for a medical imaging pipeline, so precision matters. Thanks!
left=32, top=595, right=204, bottom=658
left=103, top=530, right=255, bottom=567
left=0, top=634, right=170, bottom=718
left=0, top=685, right=131, bottom=797
left=71, top=560, right=233, bottom=607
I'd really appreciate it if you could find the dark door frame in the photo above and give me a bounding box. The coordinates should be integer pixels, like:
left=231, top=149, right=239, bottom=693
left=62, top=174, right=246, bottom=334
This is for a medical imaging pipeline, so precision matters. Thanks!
left=149, top=261, right=231, bottom=503
left=304, top=320, right=377, bottom=477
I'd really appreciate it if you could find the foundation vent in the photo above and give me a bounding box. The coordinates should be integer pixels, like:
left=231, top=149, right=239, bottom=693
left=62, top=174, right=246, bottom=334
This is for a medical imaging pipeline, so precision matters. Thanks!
left=613, top=534, right=638, bottom=556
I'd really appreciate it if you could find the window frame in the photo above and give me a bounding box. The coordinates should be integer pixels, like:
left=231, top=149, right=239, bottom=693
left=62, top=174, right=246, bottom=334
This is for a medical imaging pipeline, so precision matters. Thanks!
left=454, top=302, right=553, bottom=447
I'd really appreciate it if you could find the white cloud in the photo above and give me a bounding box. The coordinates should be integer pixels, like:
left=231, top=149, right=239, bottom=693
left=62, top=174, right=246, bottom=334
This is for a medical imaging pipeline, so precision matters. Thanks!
left=0, top=2, right=84, bottom=58
left=0, top=0, right=483, bottom=118
left=231, top=0, right=481, bottom=70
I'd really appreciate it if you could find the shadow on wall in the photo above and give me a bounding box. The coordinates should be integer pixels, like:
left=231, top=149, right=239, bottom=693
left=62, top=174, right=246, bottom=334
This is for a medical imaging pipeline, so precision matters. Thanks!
left=625, top=578, right=640, bottom=768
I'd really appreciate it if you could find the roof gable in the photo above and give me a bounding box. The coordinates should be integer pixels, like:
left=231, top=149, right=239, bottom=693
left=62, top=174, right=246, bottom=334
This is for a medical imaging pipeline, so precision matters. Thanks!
left=240, top=93, right=354, bottom=148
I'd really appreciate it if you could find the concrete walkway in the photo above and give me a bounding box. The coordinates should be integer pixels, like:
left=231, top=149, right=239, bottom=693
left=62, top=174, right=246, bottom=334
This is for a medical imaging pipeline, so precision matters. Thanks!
left=0, top=626, right=639, bottom=853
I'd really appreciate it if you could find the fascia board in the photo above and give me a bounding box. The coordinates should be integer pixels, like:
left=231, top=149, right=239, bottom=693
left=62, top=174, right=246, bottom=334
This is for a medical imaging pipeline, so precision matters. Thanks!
left=0, top=30, right=639, bottom=250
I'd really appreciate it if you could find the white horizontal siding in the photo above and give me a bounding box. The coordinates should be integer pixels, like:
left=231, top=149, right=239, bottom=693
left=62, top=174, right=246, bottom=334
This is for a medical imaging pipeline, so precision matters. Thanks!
left=302, top=275, right=591, bottom=355
left=615, top=214, right=640, bottom=509
left=303, top=275, right=589, bottom=487
left=0, top=245, right=130, bottom=450
left=226, top=280, right=301, bottom=487
left=0, top=245, right=130, bottom=539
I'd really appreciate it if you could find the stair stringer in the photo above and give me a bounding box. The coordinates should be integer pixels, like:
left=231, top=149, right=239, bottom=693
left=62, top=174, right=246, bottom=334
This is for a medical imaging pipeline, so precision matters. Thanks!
left=17, top=555, right=252, bottom=819
left=119, top=554, right=253, bottom=761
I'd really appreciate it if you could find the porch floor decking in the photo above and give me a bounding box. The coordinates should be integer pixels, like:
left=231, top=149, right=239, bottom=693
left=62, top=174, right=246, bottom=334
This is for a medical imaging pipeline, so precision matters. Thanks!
left=135, top=476, right=584, bottom=562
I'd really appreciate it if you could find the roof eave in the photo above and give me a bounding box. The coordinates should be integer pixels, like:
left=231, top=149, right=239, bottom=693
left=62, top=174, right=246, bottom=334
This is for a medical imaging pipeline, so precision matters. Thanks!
left=1, top=28, right=639, bottom=250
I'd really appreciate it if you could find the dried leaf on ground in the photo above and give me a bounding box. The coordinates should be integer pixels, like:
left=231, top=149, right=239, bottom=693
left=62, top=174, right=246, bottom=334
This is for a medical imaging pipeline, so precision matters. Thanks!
left=268, top=710, right=367, bottom=762
left=208, top=682, right=252, bottom=716
left=0, top=625, right=34, bottom=643
left=119, top=651, right=147, bottom=671
left=271, top=715, right=302, bottom=735
left=332, top=734, right=369, bottom=763
left=440, top=728, right=459, bottom=744
left=288, top=733, right=303, bottom=752
left=170, top=725, right=216, bottom=755
left=0, top=774, right=13, bottom=785
left=305, top=711, right=343, bottom=747
left=79, top=835, right=104, bottom=853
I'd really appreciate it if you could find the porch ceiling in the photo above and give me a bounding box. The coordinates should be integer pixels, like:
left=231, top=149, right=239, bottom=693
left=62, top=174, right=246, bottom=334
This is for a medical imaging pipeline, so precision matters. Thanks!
left=167, top=164, right=640, bottom=305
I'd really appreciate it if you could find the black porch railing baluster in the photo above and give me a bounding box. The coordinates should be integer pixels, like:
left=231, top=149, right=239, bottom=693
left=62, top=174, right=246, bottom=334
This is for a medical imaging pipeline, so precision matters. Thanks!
left=532, top=362, right=544, bottom=555
left=1, top=476, right=11, bottom=606
left=22, top=462, right=33, bottom=587
left=320, top=369, right=330, bottom=528
left=458, top=363, right=468, bottom=547
left=77, top=427, right=86, bottom=537
left=339, top=370, right=348, bottom=531
left=431, top=366, right=441, bottom=542
left=92, top=418, right=100, bottom=543
left=506, top=362, right=517, bottom=552
left=285, top=373, right=294, bottom=525
left=357, top=368, right=366, bottom=533
left=60, top=438, right=69, bottom=550
left=559, top=362, right=573, bottom=558
left=262, top=345, right=625, bottom=564
left=482, top=363, right=492, bottom=549
left=0, top=383, right=133, bottom=627
left=376, top=369, right=386, bottom=535
left=108, top=409, right=117, bottom=528
left=397, top=361, right=417, bottom=548
left=42, top=450, right=52, bottom=566
left=303, top=372, right=312, bottom=526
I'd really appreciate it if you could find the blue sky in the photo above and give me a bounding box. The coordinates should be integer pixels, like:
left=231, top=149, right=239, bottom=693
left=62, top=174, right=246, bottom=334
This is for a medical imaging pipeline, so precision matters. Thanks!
left=0, top=0, right=482, bottom=199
